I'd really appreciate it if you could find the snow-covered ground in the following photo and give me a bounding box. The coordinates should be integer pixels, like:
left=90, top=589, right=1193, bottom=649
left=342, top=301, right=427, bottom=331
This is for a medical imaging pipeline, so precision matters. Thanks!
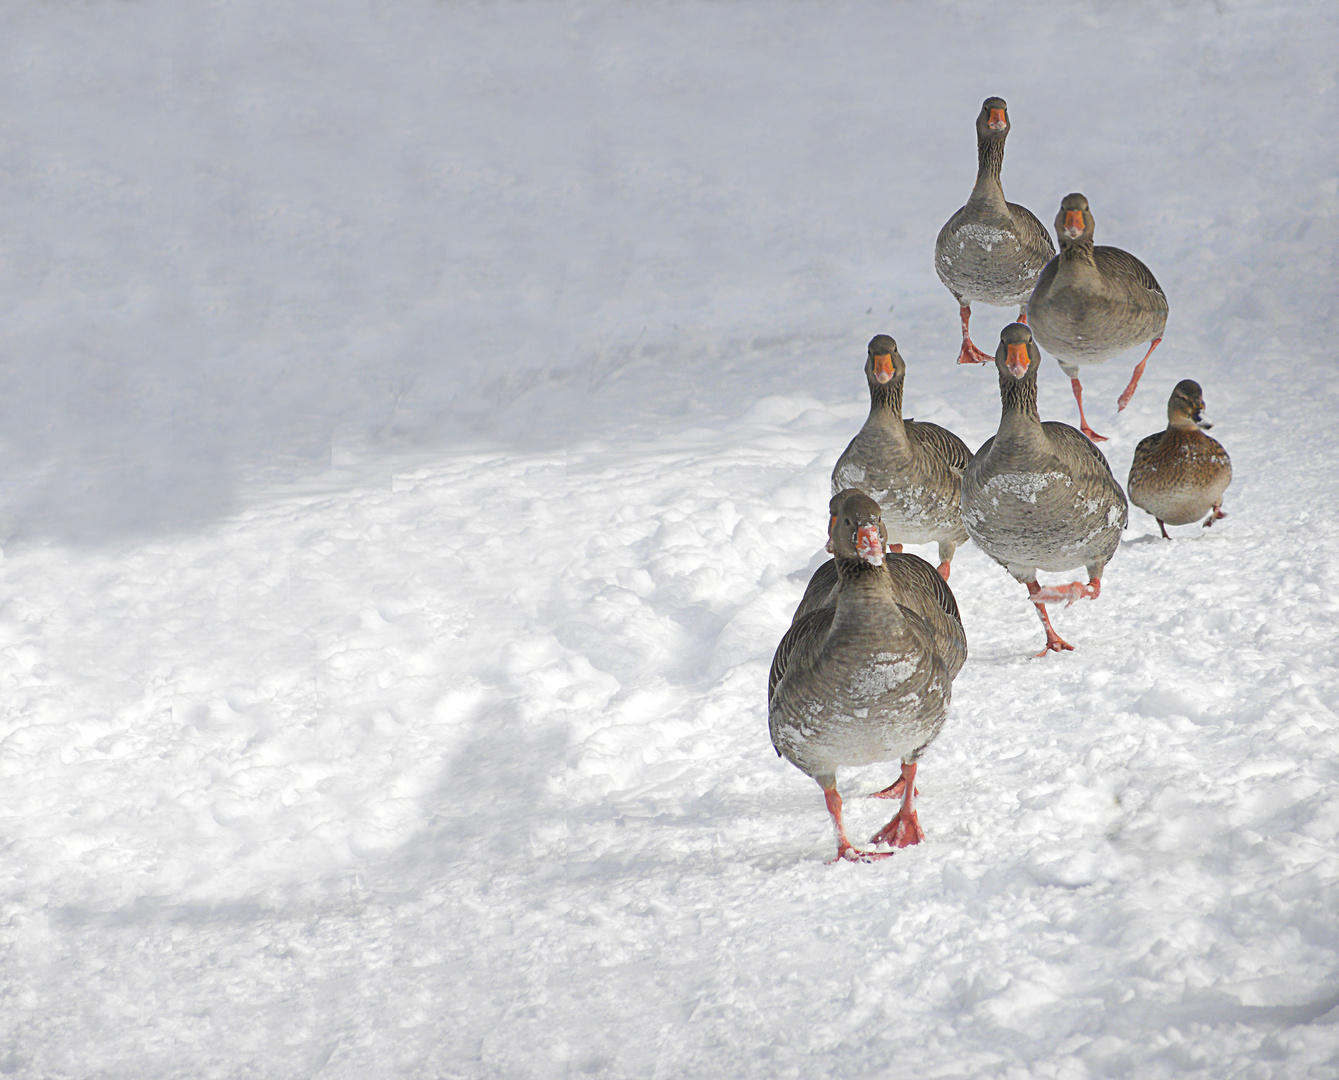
left=2, top=1, right=1338, bottom=1076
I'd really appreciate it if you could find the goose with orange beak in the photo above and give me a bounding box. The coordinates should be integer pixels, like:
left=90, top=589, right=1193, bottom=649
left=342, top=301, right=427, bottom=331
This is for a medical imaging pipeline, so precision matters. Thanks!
left=1026, top=192, right=1169, bottom=441
left=961, top=323, right=1128, bottom=655
left=831, top=335, right=973, bottom=579
left=935, top=97, right=1055, bottom=366
left=769, top=490, right=966, bottom=861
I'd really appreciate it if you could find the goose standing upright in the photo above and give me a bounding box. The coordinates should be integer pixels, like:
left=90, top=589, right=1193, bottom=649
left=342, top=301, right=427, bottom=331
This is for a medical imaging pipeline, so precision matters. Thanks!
left=1027, top=193, right=1169, bottom=442
left=831, top=335, right=973, bottom=579
left=961, top=323, right=1127, bottom=655
left=935, top=97, right=1055, bottom=366
left=770, top=490, right=967, bottom=862
left=1127, top=379, right=1232, bottom=538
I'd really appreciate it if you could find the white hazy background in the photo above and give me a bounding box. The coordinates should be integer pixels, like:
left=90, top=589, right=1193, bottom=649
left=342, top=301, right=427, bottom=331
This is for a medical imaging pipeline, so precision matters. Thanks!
left=1, top=2, right=1337, bottom=1078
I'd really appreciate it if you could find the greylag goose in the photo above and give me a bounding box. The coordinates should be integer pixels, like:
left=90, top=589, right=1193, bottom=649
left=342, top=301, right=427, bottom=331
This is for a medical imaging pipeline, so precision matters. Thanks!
left=769, top=490, right=967, bottom=862
left=1026, top=192, right=1168, bottom=441
left=1127, top=379, right=1232, bottom=538
left=961, top=323, right=1127, bottom=655
left=935, top=97, right=1055, bottom=366
left=831, top=335, right=973, bottom=579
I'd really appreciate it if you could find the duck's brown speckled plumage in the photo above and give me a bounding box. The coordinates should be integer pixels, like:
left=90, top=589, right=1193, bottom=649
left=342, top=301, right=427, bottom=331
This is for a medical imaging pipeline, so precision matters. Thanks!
left=768, top=492, right=966, bottom=858
left=1128, top=379, right=1232, bottom=533
left=831, top=336, right=973, bottom=572
left=935, top=98, right=1055, bottom=342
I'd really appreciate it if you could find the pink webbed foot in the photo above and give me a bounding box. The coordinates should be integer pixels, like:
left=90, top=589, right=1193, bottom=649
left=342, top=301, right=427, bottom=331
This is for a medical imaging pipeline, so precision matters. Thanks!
left=1070, top=377, right=1107, bottom=442
left=868, top=778, right=919, bottom=800
left=828, top=843, right=896, bottom=864
left=823, top=786, right=894, bottom=863
left=1203, top=505, right=1226, bottom=528
left=1029, top=578, right=1101, bottom=607
left=888, top=543, right=904, bottom=554
left=956, top=305, right=994, bottom=365
left=936, top=560, right=951, bottom=581
left=868, top=810, right=924, bottom=849
left=868, top=762, right=923, bottom=849
left=1026, top=582, right=1079, bottom=656
left=956, top=339, right=994, bottom=365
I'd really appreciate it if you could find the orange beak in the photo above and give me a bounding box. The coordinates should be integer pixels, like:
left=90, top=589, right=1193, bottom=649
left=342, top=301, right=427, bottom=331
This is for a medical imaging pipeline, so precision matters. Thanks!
left=872, top=352, right=894, bottom=384
left=1063, top=210, right=1085, bottom=238
left=856, top=524, right=885, bottom=566
left=988, top=108, right=1007, bottom=131
left=1005, top=342, right=1030, bottom=378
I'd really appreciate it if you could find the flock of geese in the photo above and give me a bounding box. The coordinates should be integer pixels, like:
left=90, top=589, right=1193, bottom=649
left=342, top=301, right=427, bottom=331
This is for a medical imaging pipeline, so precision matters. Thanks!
left=766, top=97, right=1234, bottom=862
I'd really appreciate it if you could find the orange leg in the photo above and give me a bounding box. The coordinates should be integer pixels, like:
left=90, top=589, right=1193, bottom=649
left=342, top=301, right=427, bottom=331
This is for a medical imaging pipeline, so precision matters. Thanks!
left=956, top=305, right=995, bottom=365
left=1070, top=376, right=1107, bottom=442
left=1026, top=580, right=1086, bottom=655
left=868, top=762, right=924, bottom=848
left=1030, top=577, right=1101, bottom=606
left=936, top=560, right=951, bottom=581
left=824, top=786, right=893, bottom=863
left=1202, top=504, right=1226, bottom=528
left=1116, top=337, right=1161, bottom=412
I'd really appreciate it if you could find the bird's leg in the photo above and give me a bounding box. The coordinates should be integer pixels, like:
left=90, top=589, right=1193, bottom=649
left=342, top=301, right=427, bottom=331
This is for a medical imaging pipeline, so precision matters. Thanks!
left=936, top=542, right=954, bottom=581
left=868, top=762, right=924, bottom=848
left=1029, top=577, right=1101, bottom=606
left=956, top=304, right=995, bottom=365
left=824, top=786, right=893, bottom=863
left=888, top=543, right=904, bottom=554
left=1070, top=376, right=1107, bottom=442
left=1116, top=337, right=1161, bottom=412
left=868, top=774, right=919, bottom=800
left=1027, top=582, right=1076, bottom=655
left=1202, top=504, right=1226, bottom=528
left=1016, top=302, right=1028, bottom=326
left=1158, top=518, right=1171, bottom=539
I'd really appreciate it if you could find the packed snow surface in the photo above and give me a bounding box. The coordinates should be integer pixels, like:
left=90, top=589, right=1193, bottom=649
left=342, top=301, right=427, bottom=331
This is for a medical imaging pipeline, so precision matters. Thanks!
left=2, top=1, right=1338, bottom=1077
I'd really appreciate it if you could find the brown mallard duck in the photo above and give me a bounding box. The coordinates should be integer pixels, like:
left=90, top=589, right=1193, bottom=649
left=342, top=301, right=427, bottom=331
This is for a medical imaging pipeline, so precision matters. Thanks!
left=1127, top=379, right=1231, bottom=538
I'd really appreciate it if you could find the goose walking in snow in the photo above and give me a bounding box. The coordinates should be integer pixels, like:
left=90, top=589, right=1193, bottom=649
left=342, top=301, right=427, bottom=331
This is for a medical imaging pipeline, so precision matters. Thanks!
left=961, top=323, right=1127, bottom=655
left=770, top=490, right=967, bottom=862
left=1128, top=379, right=1232, bottom=538
left=831, top=335, right=973, bottom=579
left=935, top=97, right=1055, bottom=366
left=1027, top=192, right=1168, bottom=442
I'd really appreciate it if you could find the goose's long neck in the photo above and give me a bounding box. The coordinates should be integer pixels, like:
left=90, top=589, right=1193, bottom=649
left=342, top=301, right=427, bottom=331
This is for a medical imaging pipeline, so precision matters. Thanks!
left=868, top=377, right=907, bottom=432
left=996, top=368, right=1042, bottom=441
left=1058, top=235, right=1098, bottom=270
left=833, top=558, right=893, bottom=618
left=969, top=133, right=1008, bottom=210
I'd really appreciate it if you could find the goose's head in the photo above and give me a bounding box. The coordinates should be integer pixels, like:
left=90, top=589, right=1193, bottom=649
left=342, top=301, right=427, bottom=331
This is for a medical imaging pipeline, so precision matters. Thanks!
left=827, top=489, right=887, bottom=566
left=996, top=322, right=1041, bottom=380
left=865, top=334, right=905, bottom=387
left=977, top=96, right=1009, bottom=138
left=1057, top=192, right=1095, bottom=243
